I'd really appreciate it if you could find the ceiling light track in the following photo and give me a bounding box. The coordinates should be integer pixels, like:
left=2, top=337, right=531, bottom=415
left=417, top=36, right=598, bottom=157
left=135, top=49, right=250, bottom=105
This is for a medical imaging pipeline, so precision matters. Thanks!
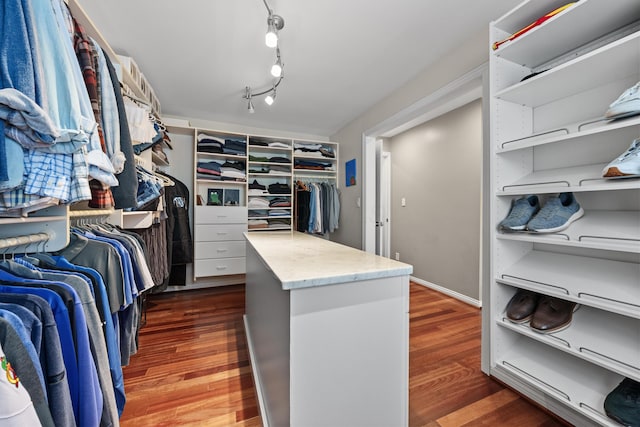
left=243, top=0, right=285, bottom=113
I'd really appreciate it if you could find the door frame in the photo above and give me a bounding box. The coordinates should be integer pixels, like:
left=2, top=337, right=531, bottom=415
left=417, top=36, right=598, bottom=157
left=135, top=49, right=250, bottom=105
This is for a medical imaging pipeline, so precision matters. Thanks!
left=376, top=147, right=391, bottom=258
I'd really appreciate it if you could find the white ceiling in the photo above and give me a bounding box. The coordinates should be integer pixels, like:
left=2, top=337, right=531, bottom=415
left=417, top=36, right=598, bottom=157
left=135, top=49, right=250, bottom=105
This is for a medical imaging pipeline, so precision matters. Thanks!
left=78, top=0, right=516, bottom=137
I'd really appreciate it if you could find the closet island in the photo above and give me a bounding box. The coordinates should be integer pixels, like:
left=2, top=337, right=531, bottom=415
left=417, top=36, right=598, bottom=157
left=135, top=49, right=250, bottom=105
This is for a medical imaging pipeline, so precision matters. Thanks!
left=243, top=231, right=413, bottom=427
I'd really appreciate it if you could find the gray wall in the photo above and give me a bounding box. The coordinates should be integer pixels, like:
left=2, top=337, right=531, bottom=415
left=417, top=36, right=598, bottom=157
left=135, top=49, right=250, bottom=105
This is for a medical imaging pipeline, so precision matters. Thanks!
left=389, top=100, right=482, bottom=300
left=331, top=27, right=490, bottom=250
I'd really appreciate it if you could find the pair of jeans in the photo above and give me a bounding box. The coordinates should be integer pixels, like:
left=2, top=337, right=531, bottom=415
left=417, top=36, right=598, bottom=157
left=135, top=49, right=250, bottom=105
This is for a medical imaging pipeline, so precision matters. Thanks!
left=134, top=166, right=163, bottom=209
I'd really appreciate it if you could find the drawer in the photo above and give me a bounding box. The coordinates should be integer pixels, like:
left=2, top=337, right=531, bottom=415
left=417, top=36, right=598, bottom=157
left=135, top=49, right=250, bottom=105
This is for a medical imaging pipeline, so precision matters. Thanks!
left=195, top=241, right=246, bottom=259
left=195, top=206, right=247, bottom=224
left=194, top=257, right=245, bottom=277
left=196, top=224, right=247, bottom=242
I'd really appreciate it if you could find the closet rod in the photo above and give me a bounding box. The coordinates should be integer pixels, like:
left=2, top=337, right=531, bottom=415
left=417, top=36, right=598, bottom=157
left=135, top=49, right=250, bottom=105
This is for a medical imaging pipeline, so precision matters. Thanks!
left=0, top=232, right=50, bottom=251
left=122, top=90, right=151, bottom=108
left=294, top=174, right=336, bottom=181
left=69, top=209, right=115, bottom=218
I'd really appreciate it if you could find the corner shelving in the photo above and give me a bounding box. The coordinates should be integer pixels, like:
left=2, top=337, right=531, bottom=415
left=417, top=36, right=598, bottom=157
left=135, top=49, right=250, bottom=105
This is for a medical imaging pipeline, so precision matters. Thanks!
left=487, top=1, right=640, bottom=426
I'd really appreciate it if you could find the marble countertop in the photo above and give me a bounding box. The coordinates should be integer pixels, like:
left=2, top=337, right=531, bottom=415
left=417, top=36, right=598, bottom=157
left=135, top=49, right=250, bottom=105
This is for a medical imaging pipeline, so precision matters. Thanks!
left=245, top=232, right=413, bottom=290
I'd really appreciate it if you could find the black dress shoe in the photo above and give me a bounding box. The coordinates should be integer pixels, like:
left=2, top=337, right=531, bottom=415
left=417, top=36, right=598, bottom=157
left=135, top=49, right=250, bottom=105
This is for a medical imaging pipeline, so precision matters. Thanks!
left=530, top=296, right=577, bottom=334
left=505, top=289, right=540, bottom=323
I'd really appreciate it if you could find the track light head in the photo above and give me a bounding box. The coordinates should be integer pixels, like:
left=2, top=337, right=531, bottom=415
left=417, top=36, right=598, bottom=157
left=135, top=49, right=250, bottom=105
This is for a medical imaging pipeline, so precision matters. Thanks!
left=265, top=88, right=276, bottom=106
left=271, top=49, right=283, bottom=77
left=265, top=14, right=284, bottom=48
left=245, top=87, right=255, bottom=113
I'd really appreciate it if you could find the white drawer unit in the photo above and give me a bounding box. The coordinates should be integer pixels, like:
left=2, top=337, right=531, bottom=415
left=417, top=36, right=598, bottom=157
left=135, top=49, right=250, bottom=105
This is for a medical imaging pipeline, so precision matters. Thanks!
left=194, top=205, right=247, bottom=279
left=195, top=206, right=248, bottom=224
left=193, top=257, right=246, bottom=278
left=195, top=241, right=246, bottom=260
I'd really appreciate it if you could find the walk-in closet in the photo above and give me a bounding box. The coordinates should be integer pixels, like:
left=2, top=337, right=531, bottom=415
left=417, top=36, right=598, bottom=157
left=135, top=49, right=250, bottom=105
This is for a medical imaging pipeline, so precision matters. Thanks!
left=2, top=0, right=638, bottom=426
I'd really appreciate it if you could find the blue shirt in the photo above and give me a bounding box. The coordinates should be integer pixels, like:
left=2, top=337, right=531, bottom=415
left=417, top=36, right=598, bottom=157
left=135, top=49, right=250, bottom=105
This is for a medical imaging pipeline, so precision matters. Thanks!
left=48, top=255, right=126, bottom=416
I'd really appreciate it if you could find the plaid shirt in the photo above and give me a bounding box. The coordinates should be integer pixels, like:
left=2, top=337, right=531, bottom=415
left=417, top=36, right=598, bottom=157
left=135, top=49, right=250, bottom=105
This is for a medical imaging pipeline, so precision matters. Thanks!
left=23, top=151, right=72, bottom=200
left=88, top=179, right=114, bottom=209
left=70, top=150, right=91, bottom=203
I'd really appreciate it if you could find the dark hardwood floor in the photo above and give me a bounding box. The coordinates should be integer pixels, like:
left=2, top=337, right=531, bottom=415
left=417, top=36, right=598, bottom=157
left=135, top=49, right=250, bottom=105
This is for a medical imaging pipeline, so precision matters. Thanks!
left=119, top=283, right=567, bottom=427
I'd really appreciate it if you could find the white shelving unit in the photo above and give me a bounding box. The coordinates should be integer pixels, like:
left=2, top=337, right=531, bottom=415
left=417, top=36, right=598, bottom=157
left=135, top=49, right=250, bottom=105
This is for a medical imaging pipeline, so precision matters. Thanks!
left=193, top=129, right=248, bottom=280
left=486, top=1, right=640, bottom=426
left=247, top=136, right=294, bottom=232
left=165, top=124, right=340, bottom=279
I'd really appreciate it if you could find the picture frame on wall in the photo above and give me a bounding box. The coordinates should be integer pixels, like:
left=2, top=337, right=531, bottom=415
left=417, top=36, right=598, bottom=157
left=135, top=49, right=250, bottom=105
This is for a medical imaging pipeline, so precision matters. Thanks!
left=207, top=188, right=224, bottom=206
left=346, top=159, right=356, bottom=187
left=224, top=189, right=240, bottom=206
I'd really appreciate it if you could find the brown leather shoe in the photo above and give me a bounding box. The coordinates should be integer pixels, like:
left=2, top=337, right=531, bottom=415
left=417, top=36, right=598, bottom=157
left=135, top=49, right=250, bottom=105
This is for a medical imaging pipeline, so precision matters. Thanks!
left=505, top=289, right=540, bottom=323
left=530, top=296, right=577, bottom=334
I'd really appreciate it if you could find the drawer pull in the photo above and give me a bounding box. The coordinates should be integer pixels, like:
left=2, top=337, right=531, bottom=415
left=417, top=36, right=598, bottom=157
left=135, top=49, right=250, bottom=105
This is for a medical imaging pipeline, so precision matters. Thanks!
left=216, top=266, right=227, bottom=270
left=217, top=215, right=227, bottom=218
left=216, top=232, right=228, bottom=236
left=217, top=249, right=228, bottom=253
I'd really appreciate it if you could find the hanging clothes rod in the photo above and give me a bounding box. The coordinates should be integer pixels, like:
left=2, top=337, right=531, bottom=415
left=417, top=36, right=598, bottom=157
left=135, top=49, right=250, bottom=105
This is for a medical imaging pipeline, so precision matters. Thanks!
left=0, top=232, right=50, bottom=251
left=294, top=175, right=336, bottom=181
left=69, top=209, right=115, bottom=218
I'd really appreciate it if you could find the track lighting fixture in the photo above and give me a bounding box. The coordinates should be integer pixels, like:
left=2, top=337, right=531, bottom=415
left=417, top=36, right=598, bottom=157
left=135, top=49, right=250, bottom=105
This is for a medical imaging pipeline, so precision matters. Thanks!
left=243, top=0, right=286, bottom=112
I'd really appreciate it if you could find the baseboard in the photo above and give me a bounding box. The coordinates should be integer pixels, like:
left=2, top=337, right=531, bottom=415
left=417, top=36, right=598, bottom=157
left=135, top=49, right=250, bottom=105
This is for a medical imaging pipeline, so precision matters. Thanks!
left=164, top=274, right=246, bottom=292
left=411, top=276, right=482, bottom=308
left=243, top=314, right=269, bottom=427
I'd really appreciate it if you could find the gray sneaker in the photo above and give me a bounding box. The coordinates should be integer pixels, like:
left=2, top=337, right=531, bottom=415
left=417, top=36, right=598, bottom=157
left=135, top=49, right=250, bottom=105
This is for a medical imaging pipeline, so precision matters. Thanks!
left=527, top=192, right=584, bottom=233
left=498, top=195, right=540, bottom=232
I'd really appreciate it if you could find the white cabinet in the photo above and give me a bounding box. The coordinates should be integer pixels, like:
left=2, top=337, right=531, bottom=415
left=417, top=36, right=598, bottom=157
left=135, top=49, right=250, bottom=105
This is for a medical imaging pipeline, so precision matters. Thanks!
left=486, top=1, right=640, bottom=426
left=193, top=206, right=247, bottom=279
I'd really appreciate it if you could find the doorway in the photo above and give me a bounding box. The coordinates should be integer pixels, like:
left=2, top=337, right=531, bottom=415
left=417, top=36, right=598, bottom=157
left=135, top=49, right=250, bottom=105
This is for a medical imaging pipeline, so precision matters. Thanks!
left=361, top=64, right=489, bottom=307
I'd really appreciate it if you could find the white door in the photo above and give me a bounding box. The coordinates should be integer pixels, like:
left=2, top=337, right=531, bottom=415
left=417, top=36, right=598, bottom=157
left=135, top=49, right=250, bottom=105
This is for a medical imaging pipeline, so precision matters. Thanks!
left=376, top=149, right=391, bottom=258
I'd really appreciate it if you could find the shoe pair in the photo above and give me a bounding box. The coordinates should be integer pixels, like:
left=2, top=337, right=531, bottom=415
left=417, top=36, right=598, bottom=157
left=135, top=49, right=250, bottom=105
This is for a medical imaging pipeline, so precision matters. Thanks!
left=505, top=289, right=578, bottom=334
left=602, top=138, right=640, bottom=179
left=498, top=192, right=584, bottom=233
left=605, top=377, right=640, bottom=427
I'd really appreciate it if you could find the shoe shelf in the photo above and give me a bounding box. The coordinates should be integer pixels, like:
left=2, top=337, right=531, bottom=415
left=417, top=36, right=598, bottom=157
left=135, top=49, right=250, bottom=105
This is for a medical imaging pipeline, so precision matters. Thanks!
left=491, top=0, right=640, bottom=69
left=497, top=116, right=640, bottom=154
left=495, top=31, right=640, bottom=107
left=494, top=338, right=624, bottom=427
left=495, top=250, right=640, bottom=319
left=497, top=163, right=640, bottom=195
left=496, top=306, right=640, bottom=381
left=489, top=1, right=640, bottom=424
left=497, top=210, right=640, bottom=253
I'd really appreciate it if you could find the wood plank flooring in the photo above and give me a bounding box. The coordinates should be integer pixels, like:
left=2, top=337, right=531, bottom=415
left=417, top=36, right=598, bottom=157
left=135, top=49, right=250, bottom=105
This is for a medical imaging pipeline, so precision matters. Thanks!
left=119, top=283, right=567, bottom=427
